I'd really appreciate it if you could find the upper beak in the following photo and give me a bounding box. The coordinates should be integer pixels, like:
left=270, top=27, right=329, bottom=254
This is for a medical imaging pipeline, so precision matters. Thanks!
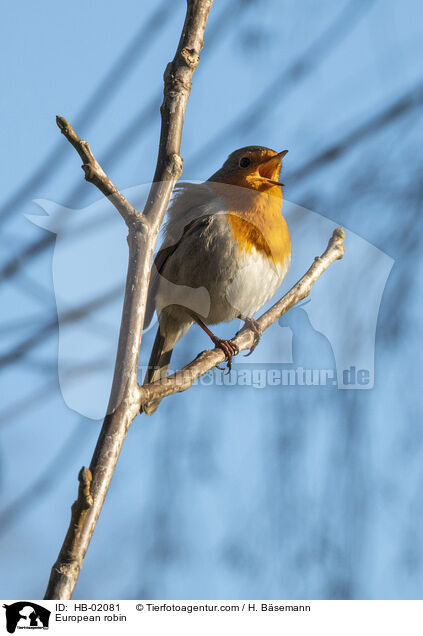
left=275, top=149, right=289, bottom=160
left=258, top=150, right=288, bottom=186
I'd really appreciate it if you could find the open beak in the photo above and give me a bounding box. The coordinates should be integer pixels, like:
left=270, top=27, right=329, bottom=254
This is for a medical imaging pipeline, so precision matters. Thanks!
left=258, top=149, right=288, bottom=186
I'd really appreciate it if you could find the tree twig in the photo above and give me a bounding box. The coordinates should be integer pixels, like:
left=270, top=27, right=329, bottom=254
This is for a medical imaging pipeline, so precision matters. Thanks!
left=48, top=468, right=94, bottom=590
left=44, top=0, right=213, bottom=600
left=138, top=227, right=346, bottom=405
left=56, top=116, right=141, bottom=227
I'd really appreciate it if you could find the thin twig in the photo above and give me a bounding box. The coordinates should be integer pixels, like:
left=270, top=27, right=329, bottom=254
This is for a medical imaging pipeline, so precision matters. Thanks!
left=56, top=116, right=141, bottom=227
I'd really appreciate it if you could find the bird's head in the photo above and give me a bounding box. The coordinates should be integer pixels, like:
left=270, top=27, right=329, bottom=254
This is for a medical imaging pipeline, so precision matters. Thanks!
left=208, top=146, right=288, bottom=194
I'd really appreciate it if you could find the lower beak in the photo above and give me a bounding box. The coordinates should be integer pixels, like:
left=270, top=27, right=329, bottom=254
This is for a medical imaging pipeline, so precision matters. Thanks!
left=258, top=149, right=288, bottom=186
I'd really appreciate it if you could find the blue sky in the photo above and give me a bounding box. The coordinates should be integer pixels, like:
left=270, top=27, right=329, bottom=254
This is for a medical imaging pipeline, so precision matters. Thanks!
left=1, top=0, right=423, bottom=599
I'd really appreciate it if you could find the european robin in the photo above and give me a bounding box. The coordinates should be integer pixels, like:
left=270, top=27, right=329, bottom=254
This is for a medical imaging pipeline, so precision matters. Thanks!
left=142, top=146, right=291, bottom=414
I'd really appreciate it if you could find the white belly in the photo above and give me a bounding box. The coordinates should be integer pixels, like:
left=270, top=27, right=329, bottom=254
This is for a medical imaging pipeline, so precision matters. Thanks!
left=225, top=246, right=290, bottom=318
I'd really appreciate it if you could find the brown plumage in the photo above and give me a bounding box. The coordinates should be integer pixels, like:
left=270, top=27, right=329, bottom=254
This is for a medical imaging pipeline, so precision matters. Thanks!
left=142, top=146, right=291, bottom=415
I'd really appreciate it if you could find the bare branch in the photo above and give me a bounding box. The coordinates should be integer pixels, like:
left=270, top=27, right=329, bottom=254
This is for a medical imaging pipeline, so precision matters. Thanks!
left=44, top=0, right=342, bottom=600
left=144, top=0, right=213, bottom=232
left=44, top=468, right=93, bottom=599
left=44, top=0, right=213, bottom=600
left=56, top=116, right=142, bottom=227
left=139, top=227, right=346, bottom=404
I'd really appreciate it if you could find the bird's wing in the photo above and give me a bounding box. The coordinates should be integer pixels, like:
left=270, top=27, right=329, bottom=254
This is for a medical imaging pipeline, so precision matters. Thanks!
left=144, top=244, right=177, bottom=329
left=144, top=182, right=216, bottom=328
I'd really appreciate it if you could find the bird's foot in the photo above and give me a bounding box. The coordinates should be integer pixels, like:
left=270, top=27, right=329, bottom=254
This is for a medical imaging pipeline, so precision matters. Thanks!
left=192, top=315, right=239, bottom=373
left=210, top=336, right=239, bottom=373
left=242, top=317, right=262, bottom=356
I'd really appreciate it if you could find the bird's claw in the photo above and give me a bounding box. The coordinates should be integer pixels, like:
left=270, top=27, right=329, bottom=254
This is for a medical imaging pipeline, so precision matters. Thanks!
left=241, top=317, right=262, bottom=356
left=212, top=337, right=239, bottom=373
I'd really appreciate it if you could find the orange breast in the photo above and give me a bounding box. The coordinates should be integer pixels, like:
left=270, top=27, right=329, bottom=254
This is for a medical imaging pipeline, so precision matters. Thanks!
left=218, top=184, right=291, bottom=266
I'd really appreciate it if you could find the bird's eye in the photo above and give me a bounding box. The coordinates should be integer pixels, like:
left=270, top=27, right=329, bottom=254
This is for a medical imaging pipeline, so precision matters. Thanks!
left=239, top=156, right=251, bottom=168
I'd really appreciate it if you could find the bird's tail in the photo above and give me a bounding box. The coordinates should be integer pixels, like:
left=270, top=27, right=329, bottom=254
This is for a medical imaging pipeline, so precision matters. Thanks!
left=141, top=315, right=189, bottom=415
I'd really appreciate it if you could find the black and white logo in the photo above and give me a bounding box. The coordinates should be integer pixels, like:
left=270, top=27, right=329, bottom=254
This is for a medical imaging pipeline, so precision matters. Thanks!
left=2, top=602, right=50, bottom=633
